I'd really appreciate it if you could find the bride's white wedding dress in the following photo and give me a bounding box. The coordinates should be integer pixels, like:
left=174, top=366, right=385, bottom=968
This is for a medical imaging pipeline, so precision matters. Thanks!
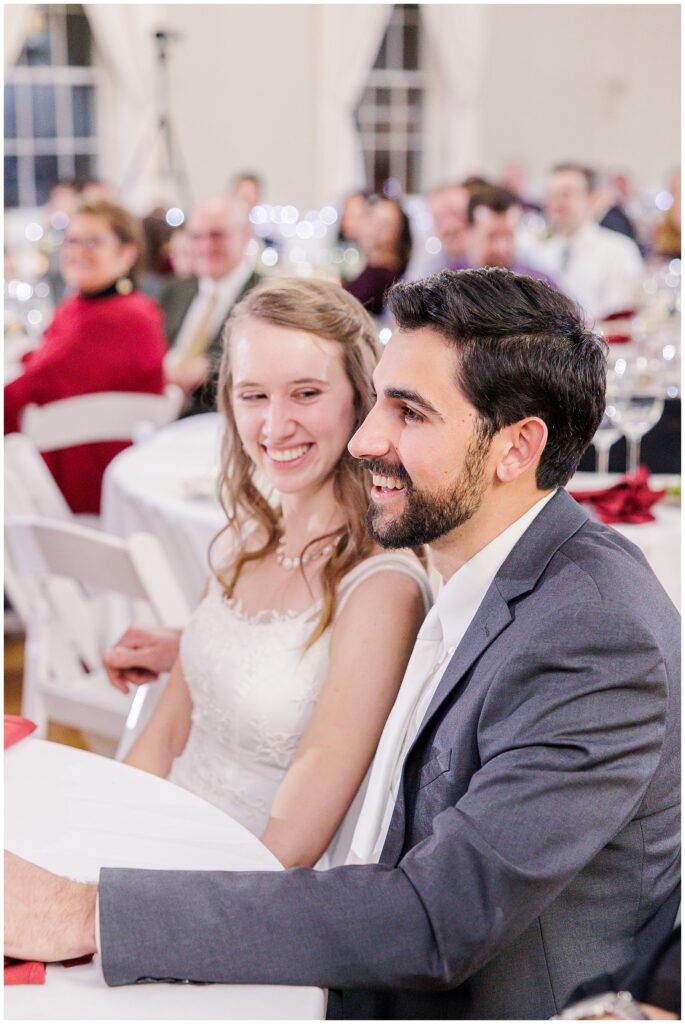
left=167, top=552, right=432, bottom=865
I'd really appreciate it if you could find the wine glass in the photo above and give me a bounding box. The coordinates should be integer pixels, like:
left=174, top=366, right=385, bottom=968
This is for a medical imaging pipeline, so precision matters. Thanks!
left=606, top=356, right=666, bottom=473
left=592, top=411, right=621, bottom=475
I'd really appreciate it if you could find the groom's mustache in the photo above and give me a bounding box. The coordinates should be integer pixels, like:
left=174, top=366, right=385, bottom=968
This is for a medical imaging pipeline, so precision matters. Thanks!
left=359, top=459, right=413, bottom=490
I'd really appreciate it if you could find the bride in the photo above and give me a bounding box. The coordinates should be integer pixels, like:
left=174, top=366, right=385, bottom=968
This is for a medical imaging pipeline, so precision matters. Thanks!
left=111, top=278, right=431, bottom=868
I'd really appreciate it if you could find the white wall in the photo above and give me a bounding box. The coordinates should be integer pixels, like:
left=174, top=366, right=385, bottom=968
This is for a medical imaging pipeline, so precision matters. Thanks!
left=5, top=3, right=681, bottom=211
left=479, top=4, right=680, bottom=194
left=160, top=4, right=318, bottom=209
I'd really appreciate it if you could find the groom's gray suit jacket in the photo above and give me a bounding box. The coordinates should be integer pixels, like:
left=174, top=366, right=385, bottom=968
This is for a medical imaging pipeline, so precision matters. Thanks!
left=99, top=489, right=680, bottom=1019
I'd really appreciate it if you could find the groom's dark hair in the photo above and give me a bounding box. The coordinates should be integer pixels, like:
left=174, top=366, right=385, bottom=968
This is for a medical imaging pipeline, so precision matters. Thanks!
left=387, top=268, right=607, bottom=489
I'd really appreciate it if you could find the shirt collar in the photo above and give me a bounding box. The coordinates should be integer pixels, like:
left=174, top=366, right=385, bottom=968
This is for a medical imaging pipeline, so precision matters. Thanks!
left=198, top=259, right=252, bottom=297
left=434, top=489, right=557, bottom=648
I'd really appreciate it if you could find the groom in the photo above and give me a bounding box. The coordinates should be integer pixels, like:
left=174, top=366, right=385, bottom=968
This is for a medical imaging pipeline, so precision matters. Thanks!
left=6, top=269, right=680, bottom=1020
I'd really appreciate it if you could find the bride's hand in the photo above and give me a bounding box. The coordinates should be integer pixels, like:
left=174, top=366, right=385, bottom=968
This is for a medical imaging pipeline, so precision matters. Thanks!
left=102, top=625, right=181, bottom=693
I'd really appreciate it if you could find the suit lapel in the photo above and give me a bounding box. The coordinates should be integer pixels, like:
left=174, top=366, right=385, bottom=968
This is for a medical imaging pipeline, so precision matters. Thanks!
left=379, top=489, right=590, bottom=865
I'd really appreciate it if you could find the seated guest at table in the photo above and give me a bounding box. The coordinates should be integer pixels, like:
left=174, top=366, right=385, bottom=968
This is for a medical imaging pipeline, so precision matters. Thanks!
left=161, top=197, right=259, bottom=415
left=404, top=178, right=490, bottom=282
left=448, top=185, right=559, bottom=286
left=106, top=277, right=430, bottom=869
left=344, top=198, right=412, bottom=317
left=229, top=170, right=263, bottom=214
left=653, top=169, right=681, bottom=259
left=138, top=210, right=174, bottom=301
left=4, top=199, right=166, bottom=515
left=168, top=226, right=194, bottom=278
left=534, top=163, right=644, bottom=322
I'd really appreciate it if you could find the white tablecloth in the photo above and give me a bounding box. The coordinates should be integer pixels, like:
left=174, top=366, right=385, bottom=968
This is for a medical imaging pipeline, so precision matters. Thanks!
left=5, top=738, right=325, bottom=1020
left=102, top=414, right=225, bottom=608
left=101, top=417, right=680, bottom=612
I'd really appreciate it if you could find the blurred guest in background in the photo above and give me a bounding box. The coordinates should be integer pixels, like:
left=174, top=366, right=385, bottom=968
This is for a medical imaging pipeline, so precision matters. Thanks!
left=168, top=226, right=194, bottom=278
left=230, top=170, right=264, bottom=213
left=449, top=186, right=558, bottom=286
left=335, top=190, right=370, bottom=281
left=499, top=159, right=542, bottom=213
left=654, top=169, right=681, bottom=259
left=405, top=178, right=488, bottom=282
left=4, top=199, right=166, bottom=514
left=344, top=197, right=411, bottom=317
left=161, top=197, right=258, bottom=414
left=139, top=212, right=174, bottom=300
left=337, top=190, right=371, bottom=245
left=40, top=179, right=82, bottom=302
left=80, top=178, right=118, bottom=203
left=537, top=163, right=644, bottom=321
left=594, top=171, right=639, bottom=242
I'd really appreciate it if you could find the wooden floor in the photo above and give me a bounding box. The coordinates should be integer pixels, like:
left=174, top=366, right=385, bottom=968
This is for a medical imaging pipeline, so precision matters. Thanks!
left=4, top=632, right=89, bottom=750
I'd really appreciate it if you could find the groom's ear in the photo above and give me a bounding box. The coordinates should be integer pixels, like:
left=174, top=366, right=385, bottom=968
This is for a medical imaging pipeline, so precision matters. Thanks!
left=495, top=417, right=548, bottom=483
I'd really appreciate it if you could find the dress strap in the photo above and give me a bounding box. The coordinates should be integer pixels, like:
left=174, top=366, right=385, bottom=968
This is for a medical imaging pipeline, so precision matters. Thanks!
left=335, top=553, right=433, bottom=618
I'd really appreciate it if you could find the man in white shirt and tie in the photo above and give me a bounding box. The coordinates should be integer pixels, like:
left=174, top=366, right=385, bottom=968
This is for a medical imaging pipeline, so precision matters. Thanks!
left=533, top=163, right=644, bottom=323
left=6, top=269, right=679, bottom=1021
left=161, top=196, right=258, bottom=414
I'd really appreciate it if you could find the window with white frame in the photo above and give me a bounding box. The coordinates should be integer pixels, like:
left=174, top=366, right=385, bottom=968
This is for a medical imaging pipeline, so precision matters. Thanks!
left=355, top=4, right=427, bottom=196
left=4, top=4, right=98, bottom=209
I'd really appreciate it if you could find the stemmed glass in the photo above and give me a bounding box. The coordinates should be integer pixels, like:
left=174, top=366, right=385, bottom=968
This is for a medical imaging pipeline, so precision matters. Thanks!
left=606, top=355, right=666, bottom=473
left=591, top=411, right=621, bottom=475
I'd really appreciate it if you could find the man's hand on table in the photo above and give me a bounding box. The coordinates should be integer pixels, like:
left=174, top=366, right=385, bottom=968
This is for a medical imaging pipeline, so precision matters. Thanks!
left=4, top=851, right=97, bottom=962
left=103, top=625, right=181, bottom=693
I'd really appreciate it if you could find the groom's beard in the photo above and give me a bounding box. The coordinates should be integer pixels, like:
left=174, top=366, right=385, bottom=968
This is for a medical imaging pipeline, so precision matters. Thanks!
left=361, top=438, right=491, bottom=548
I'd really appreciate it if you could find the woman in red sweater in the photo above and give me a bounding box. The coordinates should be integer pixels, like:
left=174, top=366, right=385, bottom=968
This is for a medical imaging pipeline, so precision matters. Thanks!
left=5, top=199, right=167, bottom=513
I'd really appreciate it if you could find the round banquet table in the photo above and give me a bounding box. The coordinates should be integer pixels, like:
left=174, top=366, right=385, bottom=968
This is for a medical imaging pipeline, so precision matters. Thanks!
left=5, top=738, right=325, bottom=1020
left=101, top=415, right=681, bottom=612
left=101, top=413, right=225, bottom=609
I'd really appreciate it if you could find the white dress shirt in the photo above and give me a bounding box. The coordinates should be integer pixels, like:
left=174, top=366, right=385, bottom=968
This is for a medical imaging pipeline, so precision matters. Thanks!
left=167, top=260, right=254, bottom=365
left=347, top=490, right=557, bottom=865
left=533, top=222, right=643, bottom=323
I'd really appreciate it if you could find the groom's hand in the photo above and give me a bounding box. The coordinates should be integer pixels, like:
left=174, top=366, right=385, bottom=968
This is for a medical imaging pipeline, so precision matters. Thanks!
left=4, top=851, right=98, bottom=962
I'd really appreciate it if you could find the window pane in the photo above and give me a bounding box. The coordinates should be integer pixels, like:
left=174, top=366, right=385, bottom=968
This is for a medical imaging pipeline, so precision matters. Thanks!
left=31, top=85, right=57, bottom=138
left=21, top=10, right=52, bottom=66
left=74, top=152, right=94, bottom=184
left=373, top=151, right=391, bottom=194
left=403, top=20, right=420, bottom=70
left=34, top=154, right=59, bottom=205
left=4, top=85, right=17, bottom=139
left=4, top=156, right=19, bottom=208
left=72, top=85, right=94, bottom=136
left=66, top=12, right=91, bottom=66
left=376, top=87, right=391, bottom=106
left=373, top=32, right=388, bottom=69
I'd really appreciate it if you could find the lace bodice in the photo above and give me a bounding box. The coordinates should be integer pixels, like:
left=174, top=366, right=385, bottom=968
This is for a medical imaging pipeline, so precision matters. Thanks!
left=167, top=552, right=432, bottom=862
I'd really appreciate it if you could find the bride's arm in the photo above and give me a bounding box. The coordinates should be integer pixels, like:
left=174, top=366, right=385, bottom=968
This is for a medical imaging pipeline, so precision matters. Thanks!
left=260, top=570, right=426, bottom=868
left=123, top=655, right=193, bottom=777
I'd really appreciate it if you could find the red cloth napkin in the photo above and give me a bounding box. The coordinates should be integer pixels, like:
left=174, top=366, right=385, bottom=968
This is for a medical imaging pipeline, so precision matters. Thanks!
left=601, top=308, right=637, bottom=344
left=4, top=957, right=46, bottom=985
left=570, top=466, right=666, bottom=524
left=4, top=715, right=37, bottom=750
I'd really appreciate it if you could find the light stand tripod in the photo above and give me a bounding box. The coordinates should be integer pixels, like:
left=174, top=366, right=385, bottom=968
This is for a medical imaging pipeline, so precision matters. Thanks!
left=120, top=29, right=193, bottom=210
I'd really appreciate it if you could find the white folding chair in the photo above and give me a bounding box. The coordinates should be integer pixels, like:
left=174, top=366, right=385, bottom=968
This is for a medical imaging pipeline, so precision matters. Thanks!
left=4, top=433, right=75, bottom=629
left=5, top=516, right=191, bottom=759
left=18, top=385, right=184, bottom=450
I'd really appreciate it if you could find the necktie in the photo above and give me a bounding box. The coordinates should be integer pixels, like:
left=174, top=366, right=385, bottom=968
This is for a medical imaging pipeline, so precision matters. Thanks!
left=176, top=290, right=218, bottom=369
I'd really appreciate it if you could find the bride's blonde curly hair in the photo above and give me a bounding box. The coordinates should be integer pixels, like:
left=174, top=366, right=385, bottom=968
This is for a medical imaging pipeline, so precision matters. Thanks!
left=210, top=277, right=381, bottom=648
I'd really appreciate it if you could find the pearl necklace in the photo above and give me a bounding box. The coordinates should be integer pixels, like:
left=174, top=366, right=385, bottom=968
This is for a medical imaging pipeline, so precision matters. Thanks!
left=275, top=535, right=335, bottom=571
